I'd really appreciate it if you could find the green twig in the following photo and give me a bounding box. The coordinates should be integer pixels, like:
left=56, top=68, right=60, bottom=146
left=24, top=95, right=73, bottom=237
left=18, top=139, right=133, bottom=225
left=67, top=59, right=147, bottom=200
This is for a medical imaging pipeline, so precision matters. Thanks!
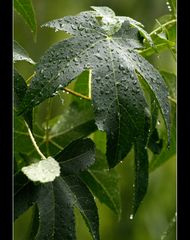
left=150, top=19, right=176, bottom=37
left=26, top=71, right=36, bottom=84
left=25, top=121, right=46, bottom=159
left=64, top=87, right=91, bottom=100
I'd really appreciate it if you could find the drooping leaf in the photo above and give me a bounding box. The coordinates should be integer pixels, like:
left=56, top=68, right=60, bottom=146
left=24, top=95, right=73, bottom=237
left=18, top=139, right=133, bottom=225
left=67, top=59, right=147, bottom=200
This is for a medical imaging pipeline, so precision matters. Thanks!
left=81, top=149, right=121, bottom=217
left=18, top=7, right=170, bottom=171
left=14, top=0, right=37, bottom=36
left=133, top=139, right=149, bottom=216
left=14, top=138, right=100, bottom=240
left=56, top=138, right=96, bottom=175
left=149, top=72, right=176, bottom=170
left=14, top=69, right=33, bottom=128
left=13, top=40, right=35, bottom=64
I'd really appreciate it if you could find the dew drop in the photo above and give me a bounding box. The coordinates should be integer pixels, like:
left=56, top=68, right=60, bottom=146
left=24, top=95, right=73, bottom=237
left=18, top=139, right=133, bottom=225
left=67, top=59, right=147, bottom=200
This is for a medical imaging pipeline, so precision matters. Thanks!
left=119, top=64, right=125, bottom=70
left=130, top=214, right=133, bottom=220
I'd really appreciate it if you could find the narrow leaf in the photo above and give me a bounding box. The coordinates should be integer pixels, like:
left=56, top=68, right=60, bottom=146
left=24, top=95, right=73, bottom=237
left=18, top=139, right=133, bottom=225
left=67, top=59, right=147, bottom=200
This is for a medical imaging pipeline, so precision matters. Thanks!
left=133, top=139, right=149, bottom=216
left=14, top=0, right=37, bottom=36
left=81, top=149, right=121, bottom=217
left=14, top=69, right=33, bottom=128
left=63, top=175, right=100, bottom=240
left=56, top=138, right=96, bottom=175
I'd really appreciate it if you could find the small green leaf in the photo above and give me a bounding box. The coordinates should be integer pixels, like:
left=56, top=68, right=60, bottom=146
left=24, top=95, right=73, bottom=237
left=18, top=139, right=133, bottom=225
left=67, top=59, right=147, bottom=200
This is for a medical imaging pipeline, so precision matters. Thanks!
left=14, top=0, right=37, bottom=36
left=22, top=157, right=61, bottom=183
left=13, top=40, right=35, bottom=64
left=81, top=149, right=121, bottom=217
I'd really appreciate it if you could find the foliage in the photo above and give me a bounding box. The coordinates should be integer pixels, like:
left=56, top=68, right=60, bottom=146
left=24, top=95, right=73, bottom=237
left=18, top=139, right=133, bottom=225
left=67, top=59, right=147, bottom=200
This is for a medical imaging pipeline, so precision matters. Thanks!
left=14, top=2, right=176, bottom=240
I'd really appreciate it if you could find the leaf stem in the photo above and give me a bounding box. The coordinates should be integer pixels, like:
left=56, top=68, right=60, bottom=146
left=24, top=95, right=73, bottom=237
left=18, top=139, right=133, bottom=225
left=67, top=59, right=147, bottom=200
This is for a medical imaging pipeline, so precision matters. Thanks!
left=25, top=121, right=46, bottom=159
left=168, top=96, right=176, bottom=104
left=150, top=19, right=176, bottom=36
left=64, top=87, right=91, bottom=100
left=88, top=69, right=92, bottom=98
left=26, top=71, right=36, bottom=84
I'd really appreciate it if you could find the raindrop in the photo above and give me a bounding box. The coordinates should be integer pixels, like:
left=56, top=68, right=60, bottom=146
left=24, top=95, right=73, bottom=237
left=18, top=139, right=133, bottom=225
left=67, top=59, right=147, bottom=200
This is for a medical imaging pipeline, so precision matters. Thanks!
left=94, top=53, right=103, bottom=60
left=157, top=120, right=161, bottom=125
left=130, top=214, right=133, bottom=220
left=119, top=64, right=125, bottom=70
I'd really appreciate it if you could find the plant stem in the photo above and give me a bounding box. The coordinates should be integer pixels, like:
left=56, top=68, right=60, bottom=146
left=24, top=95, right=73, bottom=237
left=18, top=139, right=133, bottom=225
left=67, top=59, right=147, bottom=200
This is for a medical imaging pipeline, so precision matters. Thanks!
left=150, top=19, right=176, bottom=36
left=64, top=87, right=91, bottom=100
left=25, top=121, right=46, bottom=159
left=168, top=96, right=176, bottom=104
left=26, top=71, right=36, bottom=84
left=88, top=69, right=92, bottom=98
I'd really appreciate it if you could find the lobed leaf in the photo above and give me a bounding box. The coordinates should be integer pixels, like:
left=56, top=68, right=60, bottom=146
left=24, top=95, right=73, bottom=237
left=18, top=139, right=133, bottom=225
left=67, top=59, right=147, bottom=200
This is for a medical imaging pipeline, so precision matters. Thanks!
left=17, top=6, right=170, bottom=214
left=14, top=138, right=99, bottom=240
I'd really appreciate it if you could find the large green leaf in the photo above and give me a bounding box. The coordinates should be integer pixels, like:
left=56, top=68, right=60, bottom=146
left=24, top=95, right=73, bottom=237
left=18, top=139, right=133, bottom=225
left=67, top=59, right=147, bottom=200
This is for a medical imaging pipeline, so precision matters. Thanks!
left=81, top=149, right=121, bottom=217
left=14, top=0, right=37, bottom=36
left=13, top=40, right=35, bottom=64
left=18, top=7, right=170, bottom=169
left=14, top=138, right=99, bottom=240
left=17, top=7, right=170, bottom=215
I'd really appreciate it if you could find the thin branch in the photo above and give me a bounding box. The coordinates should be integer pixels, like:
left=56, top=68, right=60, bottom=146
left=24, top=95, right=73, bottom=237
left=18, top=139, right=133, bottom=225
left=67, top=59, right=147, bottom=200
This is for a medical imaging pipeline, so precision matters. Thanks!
left=26, top=71, right=36, bottom=84
left=64, top=87, right=91, bottom=100
left=25, top=121, right=46, bottom=159
left=168, top=96, right=177, bottom=104
left=150, top=19, right=176, bottom=36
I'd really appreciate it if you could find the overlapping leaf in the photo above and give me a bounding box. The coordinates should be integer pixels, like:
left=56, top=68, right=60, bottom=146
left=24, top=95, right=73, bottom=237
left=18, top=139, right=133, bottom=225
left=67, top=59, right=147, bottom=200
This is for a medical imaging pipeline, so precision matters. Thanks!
left=17, top=6, right=170, bottom=214
left=14, top=138, right=100, bottom=240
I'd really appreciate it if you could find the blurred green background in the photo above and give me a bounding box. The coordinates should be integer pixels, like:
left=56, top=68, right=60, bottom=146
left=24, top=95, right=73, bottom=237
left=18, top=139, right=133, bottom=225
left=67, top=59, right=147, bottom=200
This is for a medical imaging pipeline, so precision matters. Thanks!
left=14, top=0, right=176, bottom=239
